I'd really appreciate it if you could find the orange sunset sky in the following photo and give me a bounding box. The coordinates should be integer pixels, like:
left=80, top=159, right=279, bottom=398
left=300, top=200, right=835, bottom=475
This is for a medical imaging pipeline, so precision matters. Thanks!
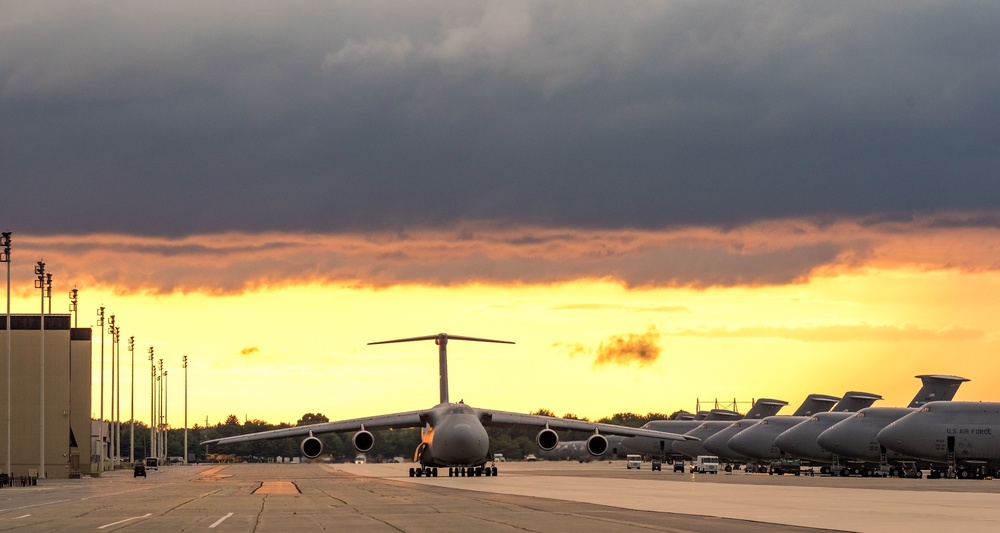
left=4, top=3, right=1000, bottom=430
left=3, top=214, right=999, bottom=429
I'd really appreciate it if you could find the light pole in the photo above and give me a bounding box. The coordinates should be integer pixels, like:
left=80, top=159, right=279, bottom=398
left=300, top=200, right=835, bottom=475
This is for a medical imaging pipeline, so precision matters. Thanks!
left=97, top=306, right=105, bottom=472
left=158, top=358, right=163, bottom=463
left=148, top=347, right=154, bottom=462
left=129, top=335, right=134, bottom=464
left=164, top=369, right=169, bottom=462
left=34, top=260, right=45, bottom=479
left=68, top=288, right=78, bottom=328
left=107, top=314, right=116, bottom=468
left=1, top=231, right=11, bottom=477
left=182, top=355, right=188, bottom=465
left=114, top=325, right=121, bottom=468
left=45, top=273, right=52, bottom=315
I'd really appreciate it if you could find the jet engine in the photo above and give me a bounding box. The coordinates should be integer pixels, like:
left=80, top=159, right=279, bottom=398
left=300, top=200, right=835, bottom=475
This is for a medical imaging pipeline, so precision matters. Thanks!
left=536, top=427, right=559, bottom=451
left=353, top=429, right=375, bottom=452
left=300, top=435, right=323, bottom=459
left=586, top=434, right=609, bottom=456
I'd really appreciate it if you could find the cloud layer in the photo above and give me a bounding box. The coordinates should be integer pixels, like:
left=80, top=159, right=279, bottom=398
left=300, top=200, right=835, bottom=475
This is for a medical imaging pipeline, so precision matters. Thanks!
left=3, top=212, right=996, bottom=296
left=2, top=2, right=999, bottom=236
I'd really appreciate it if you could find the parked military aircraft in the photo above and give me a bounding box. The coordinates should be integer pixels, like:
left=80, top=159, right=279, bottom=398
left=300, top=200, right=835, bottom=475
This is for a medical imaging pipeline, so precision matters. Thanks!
left=201, top=333, right=694, bottom=478
left=816, top=374, right=969, bottom=475
left=877, top=400, right=1000, bottom=479
left=671, top=399, right=788, bottom=458
left=540, top=435, right=627, bottom=462
left=703, top=393, right=840, bottom=466
left=621, top=409, right=741, bottom=458
left=724, top=394, right=841, bottom=466
left=771, top=391, right=883, bottom=470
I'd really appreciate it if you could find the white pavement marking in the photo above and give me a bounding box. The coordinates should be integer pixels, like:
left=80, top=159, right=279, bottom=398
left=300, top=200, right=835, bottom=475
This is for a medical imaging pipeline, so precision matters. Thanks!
left=13, top=514, right=30, bottom=519
left=209, top=512, right=233, bottom=528
left=97, top=513, right=152, bottom=529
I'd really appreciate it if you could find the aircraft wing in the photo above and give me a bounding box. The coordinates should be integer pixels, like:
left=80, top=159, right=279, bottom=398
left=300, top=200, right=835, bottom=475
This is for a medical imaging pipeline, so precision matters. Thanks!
left=200, top=410, right=426, bottom=446
left=477, top=408, right=698, bottom=441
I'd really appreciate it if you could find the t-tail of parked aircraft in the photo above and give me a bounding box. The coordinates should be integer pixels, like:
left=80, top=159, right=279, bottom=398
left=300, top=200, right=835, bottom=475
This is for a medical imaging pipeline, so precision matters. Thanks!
left=907, top=374, right=969, bottom=407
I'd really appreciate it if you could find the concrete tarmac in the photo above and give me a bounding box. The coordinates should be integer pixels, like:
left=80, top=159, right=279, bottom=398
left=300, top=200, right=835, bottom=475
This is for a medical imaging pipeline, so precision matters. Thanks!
left=0, top=461, right=997, bottom=532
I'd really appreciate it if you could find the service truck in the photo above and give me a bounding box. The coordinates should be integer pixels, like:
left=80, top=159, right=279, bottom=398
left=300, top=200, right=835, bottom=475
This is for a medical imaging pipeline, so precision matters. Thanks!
left=693, top=455, right=720, bottom=474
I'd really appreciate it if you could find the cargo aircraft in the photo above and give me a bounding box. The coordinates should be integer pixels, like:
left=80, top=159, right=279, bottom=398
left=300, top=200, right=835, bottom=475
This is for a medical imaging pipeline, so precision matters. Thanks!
left=202, top=333, right=694, bottom=477
left=877, top=400, right=1000, bottom=479
left=816, top=374, right=969, bottom=476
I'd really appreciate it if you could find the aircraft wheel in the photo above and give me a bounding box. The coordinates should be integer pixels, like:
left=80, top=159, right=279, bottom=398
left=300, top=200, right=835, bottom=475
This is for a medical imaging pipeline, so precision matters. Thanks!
left=959, top=469, right=970, bottom=479
left=840, top=468, right=850, bottom=477
left=492, top=466, right=498, bottom=476
left=889, top=467, right=901, bottom=477
left=432, top=468, right=438, bottom=477
left=416, top=468, right=423, bottom=477
left=409, top=468, right=415, bottom=477
left=820, top=466, right=830, bottom=475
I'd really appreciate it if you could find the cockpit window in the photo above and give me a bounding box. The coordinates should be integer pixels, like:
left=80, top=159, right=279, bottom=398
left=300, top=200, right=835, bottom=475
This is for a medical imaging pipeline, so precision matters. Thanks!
left=810, top=416, right=819, bottom=422
left=856, top=412, right=865, bottom=418
left=448, top=404, right=474, bottom=415
left=920, top=406, right=931, bottom=412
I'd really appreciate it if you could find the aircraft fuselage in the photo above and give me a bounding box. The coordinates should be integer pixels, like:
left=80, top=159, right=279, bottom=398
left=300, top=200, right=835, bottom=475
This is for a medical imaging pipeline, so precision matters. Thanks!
left=877, top=401, right=1000, bottom=467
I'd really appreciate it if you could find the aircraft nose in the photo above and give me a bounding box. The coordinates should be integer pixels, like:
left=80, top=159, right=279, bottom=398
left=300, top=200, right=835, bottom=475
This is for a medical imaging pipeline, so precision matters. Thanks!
left=773, top=431, right=796, bottom=453
left=816, top=427, right=841, bottom=452
left=876, top=422, right=910, bottom=455
left=437, top=422, right=489, bottom=464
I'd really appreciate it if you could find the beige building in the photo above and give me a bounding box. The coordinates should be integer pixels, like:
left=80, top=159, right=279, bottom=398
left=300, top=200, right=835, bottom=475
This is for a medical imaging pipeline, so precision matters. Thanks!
left=0, top=314, right=93, bottom=479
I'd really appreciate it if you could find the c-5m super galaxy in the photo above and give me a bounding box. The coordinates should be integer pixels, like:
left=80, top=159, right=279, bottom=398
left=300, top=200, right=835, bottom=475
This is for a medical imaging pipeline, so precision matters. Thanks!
left=877, top=400, right=1000, bottom=479
left=816, top=374, right=968, bottom=476
left=202, top=333, right=695, bottom=477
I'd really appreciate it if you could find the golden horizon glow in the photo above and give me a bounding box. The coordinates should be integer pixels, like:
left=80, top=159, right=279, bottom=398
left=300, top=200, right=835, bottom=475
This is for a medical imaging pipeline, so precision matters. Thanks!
left=2, top=213, right=999, bottom=428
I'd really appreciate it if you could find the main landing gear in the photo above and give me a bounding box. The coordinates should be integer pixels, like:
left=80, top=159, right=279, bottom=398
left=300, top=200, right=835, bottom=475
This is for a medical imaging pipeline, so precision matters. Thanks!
left=447, top=466, right=498, bottom=477
left=409, top=467, right=438, bottom=477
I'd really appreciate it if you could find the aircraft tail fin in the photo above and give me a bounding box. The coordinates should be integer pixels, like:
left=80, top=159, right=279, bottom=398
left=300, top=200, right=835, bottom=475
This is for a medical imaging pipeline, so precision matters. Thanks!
left=743, top=398, right=788, bottom=419
left=790, top=394, right=840, bottom=417
left=909, top=374, right=969, bottom=408
left=831, top=391, right=883, bottom=412
left=368, top=333, right=514, bottom=405
left=703, top=409, right=742, bottom=421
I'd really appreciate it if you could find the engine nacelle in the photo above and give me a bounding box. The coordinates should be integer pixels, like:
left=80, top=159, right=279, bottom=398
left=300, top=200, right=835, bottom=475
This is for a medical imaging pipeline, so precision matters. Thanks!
left=353, top=430, right=375, bottom=452
left=586, top=434, right=609, bottom=457
left=536, top=428, right=559, bottom=451
left=300, top=436, right=323, bottom=459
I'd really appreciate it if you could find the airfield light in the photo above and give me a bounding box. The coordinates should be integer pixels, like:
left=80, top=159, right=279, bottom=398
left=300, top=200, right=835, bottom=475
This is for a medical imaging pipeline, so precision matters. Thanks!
left=129, top=335, right=135, bottom=464
left=2, top=230, right=10, bottom=477
left=183, top=355, right=188, bottom=465
left=45, top=273, right=52, bottom=314
left=68, top=288, right=78, bottom=327
left=148, top=346, right=154, bottom=461
left=34, top=260, right=45, bottom=478
left=97, top=306, right=106, bottom=471
left=108, top=314, right=116, bottom=467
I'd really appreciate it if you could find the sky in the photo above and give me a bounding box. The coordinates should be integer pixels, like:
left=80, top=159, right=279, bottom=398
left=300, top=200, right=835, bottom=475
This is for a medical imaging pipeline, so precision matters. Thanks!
left=2, top=1, right=1000, bottom=429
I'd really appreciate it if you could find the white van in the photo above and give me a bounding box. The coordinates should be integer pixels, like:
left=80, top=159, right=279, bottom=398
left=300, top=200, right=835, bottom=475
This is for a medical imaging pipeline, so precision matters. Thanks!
left=693, top=455, right=719, bottom=474
left=626, top=454, right=642, bottom=469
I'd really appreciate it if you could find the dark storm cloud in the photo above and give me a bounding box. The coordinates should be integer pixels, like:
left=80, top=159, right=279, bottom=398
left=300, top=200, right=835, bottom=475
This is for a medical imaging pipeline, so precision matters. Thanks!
left=3, top=1, right=999, bottom=236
